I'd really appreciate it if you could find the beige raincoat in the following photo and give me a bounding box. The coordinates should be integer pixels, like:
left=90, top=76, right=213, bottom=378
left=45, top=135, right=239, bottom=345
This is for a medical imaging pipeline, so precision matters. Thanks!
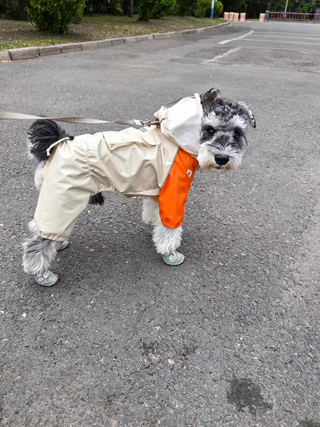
left=34, top=94, right=203, bottom=241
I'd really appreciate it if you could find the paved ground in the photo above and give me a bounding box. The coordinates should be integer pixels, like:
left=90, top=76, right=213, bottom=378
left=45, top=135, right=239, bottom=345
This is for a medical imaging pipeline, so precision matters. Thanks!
left=1, top=20, right=320, bottom=427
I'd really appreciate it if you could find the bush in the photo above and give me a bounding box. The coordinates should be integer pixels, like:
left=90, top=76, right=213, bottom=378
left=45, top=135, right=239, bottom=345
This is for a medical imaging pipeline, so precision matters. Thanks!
left=232, top=0, right=248, bottom=13
left=138, top=0, right=175, bottom=20
left=194, top=0, right=223, bottom=18
left=108, top=0, right=123, bottom=15
left=214, top=0, right=223, bottom=16
left=175, top=0, right=198, bottom=15
left=85, top=0, right=123, bottom=15
left=151, top=0, right=176, bottom=18
left=138, top=0, right=155, bottom=20
left=27, top=0, right=86, bottom=34
left=194, top=0, right=211, bottom=17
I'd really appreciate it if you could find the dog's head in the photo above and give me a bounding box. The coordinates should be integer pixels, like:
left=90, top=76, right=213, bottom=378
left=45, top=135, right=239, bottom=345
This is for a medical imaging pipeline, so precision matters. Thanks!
left=198, top=88, right=256, bottom=172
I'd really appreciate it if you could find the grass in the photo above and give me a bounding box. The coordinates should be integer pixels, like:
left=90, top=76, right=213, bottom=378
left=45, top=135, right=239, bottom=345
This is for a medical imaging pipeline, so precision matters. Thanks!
left=0, top=15, right=225, bottom=51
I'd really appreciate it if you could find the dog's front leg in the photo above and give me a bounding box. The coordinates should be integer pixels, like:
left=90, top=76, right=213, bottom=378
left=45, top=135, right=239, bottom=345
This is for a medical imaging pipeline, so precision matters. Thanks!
left=142, top=198, right=185, bottom=265
left=152, top=224, right=185, bottom=266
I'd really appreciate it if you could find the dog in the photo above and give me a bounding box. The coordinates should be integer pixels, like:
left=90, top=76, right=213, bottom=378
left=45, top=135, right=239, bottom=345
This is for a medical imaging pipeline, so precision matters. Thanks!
left=22, top=88, right=256, bottom=286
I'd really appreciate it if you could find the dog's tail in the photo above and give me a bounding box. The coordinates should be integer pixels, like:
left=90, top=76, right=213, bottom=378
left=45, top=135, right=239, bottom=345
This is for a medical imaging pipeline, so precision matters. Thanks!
left=89, top=193, right=105, bottom=205
left=28, top=119, right=105, bottom=205
left=27, top=119, right=69, bottom=162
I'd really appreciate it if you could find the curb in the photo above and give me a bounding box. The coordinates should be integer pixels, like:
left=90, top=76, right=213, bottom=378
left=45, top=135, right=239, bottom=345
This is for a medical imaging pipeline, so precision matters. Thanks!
left=0, top=21, right=230, bottom=63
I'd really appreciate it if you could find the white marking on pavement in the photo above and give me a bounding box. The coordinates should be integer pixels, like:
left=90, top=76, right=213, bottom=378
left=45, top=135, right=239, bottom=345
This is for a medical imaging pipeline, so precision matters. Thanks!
left=254, top=35, right=320, bottom=40
left=253, top=32, right=320, bottom=39
left=202, top=47, right=242, bottom=64
left=241, top=38, right=320, bottom=45
left=219, top=31, right=254, bottom=45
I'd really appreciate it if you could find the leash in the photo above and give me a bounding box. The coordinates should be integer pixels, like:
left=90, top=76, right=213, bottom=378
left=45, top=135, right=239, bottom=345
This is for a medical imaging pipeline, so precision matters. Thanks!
left=0, top=94, right=194, bottom=126
left=0, top=111, right=160, bottom=127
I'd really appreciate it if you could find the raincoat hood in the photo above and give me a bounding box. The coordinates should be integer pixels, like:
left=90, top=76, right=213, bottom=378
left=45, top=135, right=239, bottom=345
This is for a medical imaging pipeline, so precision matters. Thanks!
left=154, top=93, right=203, bottom=158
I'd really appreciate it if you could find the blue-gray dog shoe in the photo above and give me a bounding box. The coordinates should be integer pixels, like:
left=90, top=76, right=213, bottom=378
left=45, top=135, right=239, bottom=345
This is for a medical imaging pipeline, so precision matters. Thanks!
left=162, top=251, right=185, bottom=266
left=58, top=240, right=69, bottom=251
left=35, top=270, right=59, bottom=287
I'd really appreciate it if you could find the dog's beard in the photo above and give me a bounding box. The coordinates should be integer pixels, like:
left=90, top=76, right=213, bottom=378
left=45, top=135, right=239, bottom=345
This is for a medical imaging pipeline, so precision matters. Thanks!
left=197, top=143, right=242, bottom=173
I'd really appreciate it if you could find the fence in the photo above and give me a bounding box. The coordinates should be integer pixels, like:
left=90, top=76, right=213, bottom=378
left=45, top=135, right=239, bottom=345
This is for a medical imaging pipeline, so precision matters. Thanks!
left=267, top=12, right=319, bottom=21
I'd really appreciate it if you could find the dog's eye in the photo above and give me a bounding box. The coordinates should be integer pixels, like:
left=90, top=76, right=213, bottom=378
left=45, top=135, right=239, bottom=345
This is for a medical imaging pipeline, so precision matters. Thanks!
left=207, top=127, right=215, bottom=135
left=233, top=127, right=245, bottom=140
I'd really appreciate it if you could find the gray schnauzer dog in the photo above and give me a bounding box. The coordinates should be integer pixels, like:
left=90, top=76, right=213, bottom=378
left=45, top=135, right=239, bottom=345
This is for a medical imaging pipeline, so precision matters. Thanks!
left=22, top=88, right=256, bottom=286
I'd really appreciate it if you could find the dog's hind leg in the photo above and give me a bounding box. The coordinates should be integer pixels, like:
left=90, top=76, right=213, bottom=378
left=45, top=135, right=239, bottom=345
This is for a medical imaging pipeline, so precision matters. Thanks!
left=152, top=224, right=185, bottom=266
left=22, top=219, right=60, bottom=286
left=142, top=197, right=161, bottom=225
left=34, top=161, right=46, bottom=191
left=22, top=236, right=59, bottom=286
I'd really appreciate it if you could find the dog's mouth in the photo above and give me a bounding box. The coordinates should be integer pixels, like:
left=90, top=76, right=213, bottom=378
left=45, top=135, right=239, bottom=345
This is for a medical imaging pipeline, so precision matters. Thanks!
left=198, top=159, right=227, bottom=172
left=213, top=164, right=230, bottom=175
left=203, top=159, right=239, bottom=173
left=201, top=163, right=227, bottom=173
left=197, top=148, right=242, bottom=172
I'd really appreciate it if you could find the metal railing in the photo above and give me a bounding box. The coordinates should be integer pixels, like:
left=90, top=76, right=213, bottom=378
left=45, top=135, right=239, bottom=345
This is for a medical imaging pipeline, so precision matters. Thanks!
left=268, top=12, right=319, bottom=21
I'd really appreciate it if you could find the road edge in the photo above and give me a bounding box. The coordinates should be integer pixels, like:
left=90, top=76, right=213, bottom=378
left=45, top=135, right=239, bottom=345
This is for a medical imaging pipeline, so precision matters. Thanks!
left=0, top=21, right=230, bottom=63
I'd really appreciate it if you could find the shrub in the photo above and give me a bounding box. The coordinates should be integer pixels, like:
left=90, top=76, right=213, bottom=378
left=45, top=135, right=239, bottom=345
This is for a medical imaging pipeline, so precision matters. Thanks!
left=27, top=0, right=86, bottom=34
left=108, top=0, right=123, bottom=15
left=139, top=0, right=176, bottom=20
left=138, top=0, right=156, bottom=20
left=151, top=0, right=176, bottom=18
left=193, top=0, right=223, bottom=18
left=232, top=0, right=248, bottom=13
left=175, top=0, right=198, bottom=15
left=194, top=0, right=211, bottom=17
left=214, top=0, right=223, bottom=17
left=85, top=0, right=123, bottom=15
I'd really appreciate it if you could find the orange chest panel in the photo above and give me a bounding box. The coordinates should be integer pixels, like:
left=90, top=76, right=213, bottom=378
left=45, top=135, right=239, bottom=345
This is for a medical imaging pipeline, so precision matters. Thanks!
left=158, top=148, right=199, bottom=229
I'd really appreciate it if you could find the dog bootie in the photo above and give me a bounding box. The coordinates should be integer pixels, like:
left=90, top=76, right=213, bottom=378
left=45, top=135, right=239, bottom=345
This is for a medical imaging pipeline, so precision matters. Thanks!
left=35, top=270, right=58, bottom=287
left=162, top=251, right=185, bottom=266
left=57, top=240, right=69, bottom=251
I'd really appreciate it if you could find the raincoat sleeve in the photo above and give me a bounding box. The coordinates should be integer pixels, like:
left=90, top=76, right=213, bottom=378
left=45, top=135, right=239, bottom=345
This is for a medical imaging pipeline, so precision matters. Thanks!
left=159, top=148, right=199, bottom=229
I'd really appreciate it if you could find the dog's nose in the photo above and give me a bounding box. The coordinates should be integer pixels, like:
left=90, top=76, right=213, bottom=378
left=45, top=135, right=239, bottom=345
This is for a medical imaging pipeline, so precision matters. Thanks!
left=215, top=154, right=229, bottom=166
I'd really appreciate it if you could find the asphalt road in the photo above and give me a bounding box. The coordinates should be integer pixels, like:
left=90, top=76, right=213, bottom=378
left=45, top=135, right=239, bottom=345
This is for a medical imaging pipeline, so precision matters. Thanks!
left=1, top=20, right=320, bottom=427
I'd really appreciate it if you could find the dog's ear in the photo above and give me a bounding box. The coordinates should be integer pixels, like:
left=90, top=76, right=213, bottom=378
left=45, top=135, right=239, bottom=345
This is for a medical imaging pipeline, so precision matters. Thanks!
left=238, top=101, right=256, bottom=128
left=200, top=88, right=220, bottom=109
